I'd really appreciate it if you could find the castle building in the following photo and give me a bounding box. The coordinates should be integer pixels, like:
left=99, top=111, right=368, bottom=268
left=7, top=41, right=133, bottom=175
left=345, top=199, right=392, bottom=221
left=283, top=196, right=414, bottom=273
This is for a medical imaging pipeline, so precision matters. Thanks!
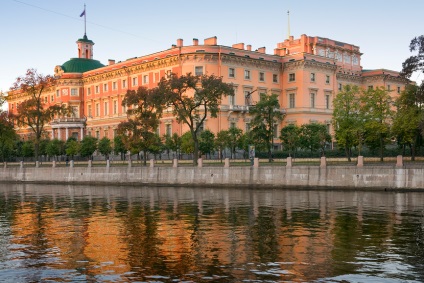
left=7, top=32, right=408, bottom=148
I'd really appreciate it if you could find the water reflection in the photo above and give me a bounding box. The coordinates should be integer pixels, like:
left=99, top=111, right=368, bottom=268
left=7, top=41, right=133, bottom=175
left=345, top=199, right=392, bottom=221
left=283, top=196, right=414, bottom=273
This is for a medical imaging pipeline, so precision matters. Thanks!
left=0, top=184, right=423, bottom=282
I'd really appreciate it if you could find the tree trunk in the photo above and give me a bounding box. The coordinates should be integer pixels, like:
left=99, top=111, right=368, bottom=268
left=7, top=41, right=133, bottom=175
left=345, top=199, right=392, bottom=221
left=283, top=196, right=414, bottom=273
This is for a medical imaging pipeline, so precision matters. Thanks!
left=379, top=135, right=384, bottom=162
left=345, top=145, right=351, bottom=162
left=193, top=136, right=199, bottom=166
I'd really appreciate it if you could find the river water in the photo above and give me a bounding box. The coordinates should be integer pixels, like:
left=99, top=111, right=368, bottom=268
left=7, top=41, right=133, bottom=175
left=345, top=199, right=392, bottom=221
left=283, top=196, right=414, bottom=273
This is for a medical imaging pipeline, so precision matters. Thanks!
left=0, top=184, right=423, bottom=283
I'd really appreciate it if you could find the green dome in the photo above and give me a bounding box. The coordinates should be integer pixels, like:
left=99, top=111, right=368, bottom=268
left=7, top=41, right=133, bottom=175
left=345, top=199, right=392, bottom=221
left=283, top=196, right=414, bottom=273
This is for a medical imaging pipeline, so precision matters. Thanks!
left=61, top=58, right=105, bottom=73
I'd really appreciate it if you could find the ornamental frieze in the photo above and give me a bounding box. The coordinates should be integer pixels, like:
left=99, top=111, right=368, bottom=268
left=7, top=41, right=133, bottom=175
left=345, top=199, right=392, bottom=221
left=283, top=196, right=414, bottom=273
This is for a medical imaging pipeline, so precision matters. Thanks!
left=221, top=55, right=281, bottom=72
left=336, top=73, right=363, bottom=83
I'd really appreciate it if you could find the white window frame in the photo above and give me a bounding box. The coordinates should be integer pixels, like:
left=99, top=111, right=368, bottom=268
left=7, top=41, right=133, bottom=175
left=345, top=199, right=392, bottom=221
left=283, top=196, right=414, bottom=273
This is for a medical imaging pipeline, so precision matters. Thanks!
left=259, top=72, right=265, bottom=82
left=229, top=67, right=235, bottom=78
left=244, top=69, right=251, bottom=80
left=195, top=66, right=204, bottom=76
left=289, top=93, right=295, bottom=108
left=289, top=73, right=295, bottom=82
left=71, top=88, right=78, bottom=96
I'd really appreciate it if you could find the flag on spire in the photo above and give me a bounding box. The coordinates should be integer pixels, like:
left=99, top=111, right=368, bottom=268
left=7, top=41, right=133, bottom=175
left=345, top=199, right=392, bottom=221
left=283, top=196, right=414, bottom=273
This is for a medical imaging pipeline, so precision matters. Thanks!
left=80, top=9, right=85, bottom=17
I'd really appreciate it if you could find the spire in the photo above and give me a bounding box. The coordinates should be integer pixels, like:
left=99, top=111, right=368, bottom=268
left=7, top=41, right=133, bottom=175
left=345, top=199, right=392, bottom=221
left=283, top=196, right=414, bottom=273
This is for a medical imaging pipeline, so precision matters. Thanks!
left=287, top=10, right=291, bottom=40
left=80, top=3, right=87, bottom=36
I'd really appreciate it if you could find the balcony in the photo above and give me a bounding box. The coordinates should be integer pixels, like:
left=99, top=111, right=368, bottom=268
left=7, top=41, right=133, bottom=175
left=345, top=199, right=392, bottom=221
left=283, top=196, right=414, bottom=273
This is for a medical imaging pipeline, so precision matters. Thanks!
left=50, top=117, right=86, bottom=128
left=229, top=104, right=249, bottom=112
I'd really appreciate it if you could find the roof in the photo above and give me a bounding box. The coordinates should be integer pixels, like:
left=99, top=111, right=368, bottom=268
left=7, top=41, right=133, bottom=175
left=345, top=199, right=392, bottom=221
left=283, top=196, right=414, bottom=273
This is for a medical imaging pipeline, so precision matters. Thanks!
left=61, top=58, right=105, bottom=73
left=77, top=34, right=94, bottom=44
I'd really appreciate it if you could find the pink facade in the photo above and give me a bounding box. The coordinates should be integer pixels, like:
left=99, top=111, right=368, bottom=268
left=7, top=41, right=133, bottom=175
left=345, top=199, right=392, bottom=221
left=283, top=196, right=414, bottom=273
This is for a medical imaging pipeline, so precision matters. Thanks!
left=8, top=33, right=408, bottom=146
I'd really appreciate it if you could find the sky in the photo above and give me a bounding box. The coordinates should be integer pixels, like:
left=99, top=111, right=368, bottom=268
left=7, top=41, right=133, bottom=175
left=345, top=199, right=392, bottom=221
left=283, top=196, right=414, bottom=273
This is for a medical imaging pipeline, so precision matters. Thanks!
left=1, top=0, right=424, bottom=94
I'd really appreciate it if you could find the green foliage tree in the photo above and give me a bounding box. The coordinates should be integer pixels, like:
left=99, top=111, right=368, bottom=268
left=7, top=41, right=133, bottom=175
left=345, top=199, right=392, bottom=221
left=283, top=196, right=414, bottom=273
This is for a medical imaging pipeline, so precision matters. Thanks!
left=401, top=35, right=424, bottom=94
left=10, top=69, right=70, bottom=160
left=392, top=84, right=424, bottom=160
left=181, top=131, right=194, bottom=156
left=65, top=139, right=80, bottom=159
left=0, top=92, right=18, bottom=162
left=198, top=129, right=215, bottom=158
left=249, top=93, right=285, bottom=162
left=360, top=87, right=394, bottom=161
left=113, top=135, right=127, bottom=161
left=215, top=130, right=229, bottom=161
left=226, top=127, right=243, bottom=159
left=22, top=140, right=34, bottom=160
left=118, top=86, right=164, bottom=165
left=332, top=85, right=363, bottom=161
left=79, top=136, right=97, bottom=160
left=46, top=138, right=65, bottom=161
left=280, top=124, right=301, bottom=157
left=299, top=123, right=332, bottom=156
left=164, top=133, right=182, bottom=159
left=98, top=137, right=112, bottom=160
left=159, top=73, right=234, bottom=165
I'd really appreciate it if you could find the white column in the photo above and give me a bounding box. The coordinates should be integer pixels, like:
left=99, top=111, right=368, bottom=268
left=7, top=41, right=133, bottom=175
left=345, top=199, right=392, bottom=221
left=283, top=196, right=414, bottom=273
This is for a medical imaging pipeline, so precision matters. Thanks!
left=58, top=128, right=61, bottom=140
left=51, top=129, right=54, bottom=139
left=80, top=127, right=84, bottom=141
left=65, top=127, right=69, bottom=140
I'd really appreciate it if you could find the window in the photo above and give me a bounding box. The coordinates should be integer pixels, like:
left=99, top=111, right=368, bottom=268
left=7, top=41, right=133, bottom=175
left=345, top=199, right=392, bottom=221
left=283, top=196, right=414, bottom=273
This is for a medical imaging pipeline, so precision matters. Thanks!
left=289, top=93, right=295, bottom=108
left=289, top=73, right=295, bottom=82
left=245, top=90, right=252, bottom=105
left=273, top=74, right=278, bottom=83
left=88, top=105, right=92, bottom=117
left=397, top=86, right=401, bottom=93
left=113, top=81, right=117, bottom=90
left=326, top=75, right=330, bottom=84
left=104, top=102, right=108, bottom=116
left=122, top=79, right=127, bottom=88
left=87, top=87, right=91, bottom=95
left=113, top=129, right=117, bottom=138
left=310, top=73, right=315, bottom=82
left=245, top=123, right=250, bottom=132
left=95, top=85, right=99, bottom=94
left=326, top=124, right=331, bottom=134
left=143, top=75, right=149, bottom=84
left=230, top=122, right=236, bottom=129
left=273, top=124, right=278, bottom=139
left=96, top=103, right=100, bottom=116
left=51, top=95, right=54, bottom=102
left=71, top=106, right=78, bottom=117
left=132, top=77, right=138, bottom=86
left=71, top=88, right=78, bottom=96
left=44, top=97, right=47, bottom=103
left=96, top=131, right=100, bottom=139
left=244, top=70, right=251, bottom=80
left=325, top=94, right=330, bottom=109
left=259, top=72, right=265, bottom=82
left=195, top=66, right=203, bottom=76
left=229, top=94, right=235, bottom=105
left=166, top=124, right=172, bottom=136
left=338, top=83, right=342, bottom=91
left=387, top=85, right=391, bottom=91
left=56, top=90, right=60, bottom=97
left=368, top=85, right=373, bottom=90
left=310, top=93, right=315, bottom=108
left=104, top=130, right=108, bottom=138
left=113, top=100, right=118, bottom=114
left=103, top=83, right=108, bottom=92
left=229, top=68, right=235, bottom=78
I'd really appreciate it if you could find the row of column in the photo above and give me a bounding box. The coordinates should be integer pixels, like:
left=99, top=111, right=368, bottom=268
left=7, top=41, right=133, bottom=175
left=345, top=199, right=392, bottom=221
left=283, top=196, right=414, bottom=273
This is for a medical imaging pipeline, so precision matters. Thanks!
left=51, top=127, right=84, bottom=141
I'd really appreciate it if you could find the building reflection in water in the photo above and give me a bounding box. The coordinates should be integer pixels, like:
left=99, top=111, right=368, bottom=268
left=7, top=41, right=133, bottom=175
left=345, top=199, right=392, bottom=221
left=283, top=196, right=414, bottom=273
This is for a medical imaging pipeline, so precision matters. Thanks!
left=1, top=184, right=423, bottom=282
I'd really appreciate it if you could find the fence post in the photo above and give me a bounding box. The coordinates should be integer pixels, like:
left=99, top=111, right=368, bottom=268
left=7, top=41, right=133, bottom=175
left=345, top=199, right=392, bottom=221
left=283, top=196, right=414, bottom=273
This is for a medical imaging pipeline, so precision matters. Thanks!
left=52, top=161, right=56, bottom=168
left=70, top=160, right=74, bottom=168
left=357, top=156, right=364, bottom=167
left=286, top=157, right=292, bottom=168
left=253, top=158, right=259, bottom=168
left=320, top=156, right=327, bottom=167
left=224, top=158, right=230, bottom=168
left=173, top=159, right=178, bottom=168
left=396, top=155, right=403, bottom=167
left=198, top=158, right=203, bottom=168
left=150, top=159, right=155, bottom=168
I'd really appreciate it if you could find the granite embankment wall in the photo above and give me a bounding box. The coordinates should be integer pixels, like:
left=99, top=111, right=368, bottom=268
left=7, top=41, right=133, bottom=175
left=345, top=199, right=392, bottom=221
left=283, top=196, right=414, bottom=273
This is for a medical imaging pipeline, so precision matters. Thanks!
left=1, top=165, right=424, bottom=190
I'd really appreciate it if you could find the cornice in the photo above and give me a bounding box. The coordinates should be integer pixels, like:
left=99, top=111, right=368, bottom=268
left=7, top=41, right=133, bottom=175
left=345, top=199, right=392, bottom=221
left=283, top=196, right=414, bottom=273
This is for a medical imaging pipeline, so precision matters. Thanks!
left=336, top=73, right=363, bottom=83
left=284, top=60, right=338, bottom=72
left=221, top=54, right=281, bottom=72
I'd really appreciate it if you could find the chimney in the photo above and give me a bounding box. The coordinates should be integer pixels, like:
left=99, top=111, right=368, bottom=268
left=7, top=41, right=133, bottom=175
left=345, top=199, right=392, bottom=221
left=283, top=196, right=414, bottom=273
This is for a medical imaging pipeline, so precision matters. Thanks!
left=247, top=45, right=252, bottom=51
left=108, top=59, right=115, bottom=65
left=193, top=38, right=199, bottom=46
left=172, top=44, right=177, bottom=48
left=204, top=36, right=217, bottom=45
left=257, top=47, right=266, bottom=54
left=177, top=38, right=183, bottom=47
left=232, top=43, right=244, bottom=50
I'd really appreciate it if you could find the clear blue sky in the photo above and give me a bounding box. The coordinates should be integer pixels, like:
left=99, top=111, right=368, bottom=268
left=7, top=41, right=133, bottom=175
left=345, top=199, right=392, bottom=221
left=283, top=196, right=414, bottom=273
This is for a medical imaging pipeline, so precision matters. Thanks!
left=1, top=0, right=423, bottom=93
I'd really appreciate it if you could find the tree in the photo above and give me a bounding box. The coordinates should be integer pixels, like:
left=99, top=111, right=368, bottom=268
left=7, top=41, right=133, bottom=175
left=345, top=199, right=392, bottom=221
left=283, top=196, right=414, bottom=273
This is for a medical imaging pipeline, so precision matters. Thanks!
left=10, top=69, right=69, bottom=160
left=164, top=133, right=182, bottom=159
left=118, top=86, right=164, bottom=165
left=226, top=127, right=243, bottom=159
left=0, top=92, right=18, bottom=162
left=401, top=35, right=424, bottom=92
left=80, top=136, right=97, bottom=160
left=299, top=123, right=332, bottom=156
left=65, top=139, right=80, bottom=159
left=22, top=140, right=34, bottom=160
left=46, top=138, right=65, bottom=161
left=159, top=73, right=234, bottom=165
left=98, top=137, right=112, bottom=160
left=181, top=131, right=194, bottom=156
left=360, top=87, right=394, bottom=161
left=280, top=124, right=300, bottom=157
left=215, top=130, right=229, bottom=161
left=332, top=85, right=363, bottom=161
left=249, top=92, right=285, bottom=162
left=392, top=84, right=424, bottom=160
left=113, top=135, right=127, bottom=161
left=198, top=129, right=215, bottom=158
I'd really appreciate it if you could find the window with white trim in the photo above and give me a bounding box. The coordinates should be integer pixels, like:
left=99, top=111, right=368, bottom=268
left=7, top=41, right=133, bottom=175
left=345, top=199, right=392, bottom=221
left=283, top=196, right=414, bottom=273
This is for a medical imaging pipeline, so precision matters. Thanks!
left=229, top=67, right=235, bottom=78
left=259, top=72, right=265, bottom=82
left=143, top=75, right=149, bottom=84
left=310, top=93, right=316, bottom=108
left=132, top=77, right=138, bottom=86
left=71, top=88, right=78, bottom=96
left=289, top=93, right=295, bottom=108
left=195, top=66, right=203, bottom=76
left=289, top=73, right=295, bottom=82
left=103, top=83, right=108, bottom=92
left=244, top=69, right=251, bottom=80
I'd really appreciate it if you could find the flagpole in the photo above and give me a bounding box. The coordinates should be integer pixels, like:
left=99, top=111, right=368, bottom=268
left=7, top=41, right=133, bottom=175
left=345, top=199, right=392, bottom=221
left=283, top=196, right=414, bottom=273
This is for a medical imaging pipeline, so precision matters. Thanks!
left=84, top=3, right=86, bottom=36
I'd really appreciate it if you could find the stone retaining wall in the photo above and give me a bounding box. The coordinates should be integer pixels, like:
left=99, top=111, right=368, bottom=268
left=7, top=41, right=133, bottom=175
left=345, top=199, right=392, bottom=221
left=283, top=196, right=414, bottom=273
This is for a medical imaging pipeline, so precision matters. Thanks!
left=1, top=165, right=423, bottom=190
